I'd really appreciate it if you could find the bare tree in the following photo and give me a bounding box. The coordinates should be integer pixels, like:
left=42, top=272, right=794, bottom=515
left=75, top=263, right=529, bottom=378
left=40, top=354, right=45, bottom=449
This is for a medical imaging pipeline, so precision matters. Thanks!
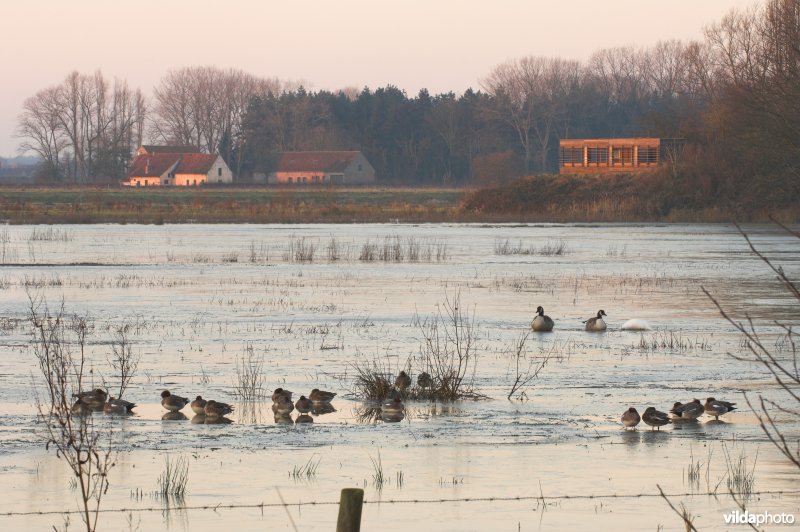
left=28, top=293, right=115, bottom=532
left=106, top=323, right=140, bottom=400
left=703, top=222, right=800, bottom=470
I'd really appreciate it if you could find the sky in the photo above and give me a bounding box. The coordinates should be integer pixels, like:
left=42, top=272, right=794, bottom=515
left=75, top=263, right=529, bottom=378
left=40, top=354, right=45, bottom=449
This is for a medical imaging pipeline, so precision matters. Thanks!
left=0, top=0, right=761, bottom=158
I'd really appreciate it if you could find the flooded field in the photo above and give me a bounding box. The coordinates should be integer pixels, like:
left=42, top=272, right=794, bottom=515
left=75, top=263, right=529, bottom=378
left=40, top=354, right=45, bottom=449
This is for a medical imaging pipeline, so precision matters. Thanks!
left=0, top=223, right=798, bottom=530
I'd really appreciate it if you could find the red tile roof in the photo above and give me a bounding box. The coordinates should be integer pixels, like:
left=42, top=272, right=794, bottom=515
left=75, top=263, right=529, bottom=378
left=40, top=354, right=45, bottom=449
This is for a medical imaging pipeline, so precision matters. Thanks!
left=275, top=151, right=360, bottom=173
left=127, top=153, right=218, bottom=177
left=127, top=153, right=180, bottom=178
left=175, top=153, right=217, bottom=175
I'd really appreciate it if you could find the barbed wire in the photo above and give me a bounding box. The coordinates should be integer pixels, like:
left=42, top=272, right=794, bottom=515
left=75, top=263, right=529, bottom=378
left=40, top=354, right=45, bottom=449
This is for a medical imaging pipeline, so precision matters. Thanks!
left=2, top=489, right=799, bottom=518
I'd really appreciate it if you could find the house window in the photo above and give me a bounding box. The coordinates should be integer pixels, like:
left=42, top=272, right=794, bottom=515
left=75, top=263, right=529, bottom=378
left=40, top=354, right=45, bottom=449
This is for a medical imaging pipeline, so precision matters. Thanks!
left=164, top=179, right=169, bottom=185
left=217, top=167, right=222, bottom=177
left=144, top=180, right=149, bottom=186
left=638, top=146, right=658, bottom=164
left=587, top=147, right=608, bottom=165
left=612, top=146, right=634, bottom=165
left=136, top=181, right=141, bottom=187
left=560, top=147, right=583, bottom=166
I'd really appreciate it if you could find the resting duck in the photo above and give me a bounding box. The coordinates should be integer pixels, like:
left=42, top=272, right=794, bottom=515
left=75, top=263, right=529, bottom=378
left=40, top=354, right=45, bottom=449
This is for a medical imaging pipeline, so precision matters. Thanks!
left=642, top=407, right=671, bottom=430
left=395, top=371, right=412, bottom=391
left=531, top=306, right=554, bottom=332
left=584, top=310, right=607, bottom=331
left=309, top=388, right=336, bottom=404
left=272, top=388, right=293, bottom=403
left=160, top=390, right=190, bottom=412
left=704, top=397, right=737, bottom=420
left=190, top=396, right=207, bottom=415
left=204, top=399, right=234, bottom=417
left=621, top=407, right=640, bottom=430
left=103, top=397, right=136, bottom=415
left=294, top=395, right=313, bottom=414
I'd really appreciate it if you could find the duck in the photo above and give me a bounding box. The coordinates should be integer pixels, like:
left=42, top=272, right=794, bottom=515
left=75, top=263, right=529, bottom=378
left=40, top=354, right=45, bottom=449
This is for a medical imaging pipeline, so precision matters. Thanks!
left=272, top=395, right=294, bottom=415
left=621, top=407, right=640, bottom=430
left=272, top=388, right=293, bottom=403
left=531, top=306, right=554, bottom=332
left=103, top=397, right=136, bottom=415
left=395, top=371, right=412, bottom=391
left=381, top=396, right=405, bottom=415
left=417, top=372, right=433, bottom=389
left=295, top=395, right=313, bottom=414
left=584, top=310, right=607, bottom=331
left=669, top=402, right=686, bottom=420
left=73, top=388, right=108, bottom=410
left=704, top=397, right=737, bottom=420
left=309, top=388, right=336, bottom=404
left=71, top=399, right=92, bottom=416
left=160, top=390, right=190, bottom=412
left=204, top=399, right=234, bottom=417
left=190, top=396, right=207, bottom=415
left=642, top=407, right=671, bottom=430
left=672, top=399, right=703, bottom=421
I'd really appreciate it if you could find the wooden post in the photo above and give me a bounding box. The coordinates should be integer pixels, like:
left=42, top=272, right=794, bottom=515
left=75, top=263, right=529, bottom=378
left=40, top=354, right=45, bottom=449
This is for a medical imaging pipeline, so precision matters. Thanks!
left=336, top=488, right=364, bottom=532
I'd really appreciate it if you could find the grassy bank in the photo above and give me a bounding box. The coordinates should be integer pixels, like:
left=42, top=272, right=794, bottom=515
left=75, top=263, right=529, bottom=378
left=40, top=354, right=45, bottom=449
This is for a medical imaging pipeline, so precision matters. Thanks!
left=0, top=177, right=795, bottom=224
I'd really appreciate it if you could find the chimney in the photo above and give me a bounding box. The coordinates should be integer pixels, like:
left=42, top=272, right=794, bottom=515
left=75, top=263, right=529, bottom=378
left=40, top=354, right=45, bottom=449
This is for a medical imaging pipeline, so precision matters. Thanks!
left=145, top=157, right=149, bottom=174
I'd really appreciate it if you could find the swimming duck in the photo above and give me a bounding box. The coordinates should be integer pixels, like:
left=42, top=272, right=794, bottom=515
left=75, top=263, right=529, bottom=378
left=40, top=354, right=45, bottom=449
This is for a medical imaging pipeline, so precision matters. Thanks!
left=190, top=396, right=207, bottom=415
left=204, top=399, right=234, bottom=417
left=272, top=396, right=294, bottom=416
left=272, top=388, right=293, bottom=403
left=160, top=390, right=190, bottom=412
left=584, top=310, right=607, bottom=331
left=309, top=388, right=336, bottom=404
left=103, top=397, right=136, bottom=415
left=704, top=397, right=736, bottom=420
left=417, top=372, right=433, bottom=389
left=395, top=371, right=412, bottom=391
left=621, top=407, right=640, bottom=430
left=642, top=407, right=671, bottom=430
left=295, top=395, right=313, bottom=414
left=531, top=306, right=554, bottom=332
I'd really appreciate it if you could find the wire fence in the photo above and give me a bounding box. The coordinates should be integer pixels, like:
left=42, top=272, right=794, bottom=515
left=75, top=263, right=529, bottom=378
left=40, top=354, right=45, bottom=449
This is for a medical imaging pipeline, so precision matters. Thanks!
left=3, top=489, right=799, bottom=518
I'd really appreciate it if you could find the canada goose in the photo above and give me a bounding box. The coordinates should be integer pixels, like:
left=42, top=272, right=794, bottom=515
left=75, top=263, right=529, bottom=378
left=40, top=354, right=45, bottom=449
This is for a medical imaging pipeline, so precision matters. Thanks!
left=704, top=397, right=737, bottom=420
left=204, top=399, right=234, bottom=417
left=395, top=371, right=412, bottom=391
left=309, top=388, right=336, bottom=404
left=621, top=407, right=640, bottom=430
left=531, top=306, right=554, bottom=332
left=642, top=407, right=671, bottom=430
left=190, top=396, right=207, bottom=415
left=295, top=395, right=313, bottom=414
left=103, top=397, right=136, bottom=415
left=160, top=390, right=190, bottom=412
left=584, top=310, right=607, bottom=331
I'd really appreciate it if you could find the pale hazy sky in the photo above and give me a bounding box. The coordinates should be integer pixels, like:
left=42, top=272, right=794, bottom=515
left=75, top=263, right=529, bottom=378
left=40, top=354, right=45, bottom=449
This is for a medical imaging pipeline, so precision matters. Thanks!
left=1, top=0, right=760, bottom=158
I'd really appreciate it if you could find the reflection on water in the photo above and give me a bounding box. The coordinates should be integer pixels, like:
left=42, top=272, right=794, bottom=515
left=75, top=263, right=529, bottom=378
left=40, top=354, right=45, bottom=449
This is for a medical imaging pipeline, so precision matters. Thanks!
left=1, top=223, right=798, bottom=530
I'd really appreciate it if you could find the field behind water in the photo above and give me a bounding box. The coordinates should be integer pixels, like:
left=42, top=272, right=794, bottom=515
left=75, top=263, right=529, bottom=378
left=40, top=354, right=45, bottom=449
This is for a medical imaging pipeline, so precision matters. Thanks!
left=0, top=223, right=798, bottom=530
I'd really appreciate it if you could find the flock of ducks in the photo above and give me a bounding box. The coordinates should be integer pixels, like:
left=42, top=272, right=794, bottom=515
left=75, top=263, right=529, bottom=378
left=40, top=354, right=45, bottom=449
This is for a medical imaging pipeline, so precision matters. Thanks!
left=622, top=398, right=738, bottom=431
left=531, top=305, right=738, bottom=431
left=69, top=387, right=342, bottom=425
left=531, top=307, right=609, bottom=332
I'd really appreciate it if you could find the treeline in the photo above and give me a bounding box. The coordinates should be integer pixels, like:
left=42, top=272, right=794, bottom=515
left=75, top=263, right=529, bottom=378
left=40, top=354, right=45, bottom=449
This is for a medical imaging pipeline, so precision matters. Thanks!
left=16, top=0, right=800, bottom=206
